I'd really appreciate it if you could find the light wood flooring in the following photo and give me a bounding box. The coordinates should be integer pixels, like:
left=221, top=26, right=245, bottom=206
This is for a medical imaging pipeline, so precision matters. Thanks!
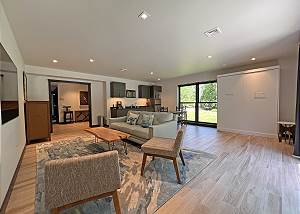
left=4, top=125, right=300, bottom=214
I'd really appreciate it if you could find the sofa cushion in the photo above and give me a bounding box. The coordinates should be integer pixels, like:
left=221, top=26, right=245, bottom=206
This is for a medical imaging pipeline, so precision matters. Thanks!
left=153, top=112, right=174, bottom=125
left=126, top=112, right=139, bottom=125
left=110, top=122, right=134, bottom=135
left=140, top=114, right=154, bottom=127
left=132, top=126, right=152, bottom=139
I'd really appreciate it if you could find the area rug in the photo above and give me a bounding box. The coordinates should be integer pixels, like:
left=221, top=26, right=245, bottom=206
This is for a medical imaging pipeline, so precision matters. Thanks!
left=35, top=137, right=216, bottom=214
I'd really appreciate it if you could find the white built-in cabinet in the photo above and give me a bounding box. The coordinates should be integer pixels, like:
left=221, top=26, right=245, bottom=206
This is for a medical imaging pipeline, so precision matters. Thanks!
left=217, top=66, right=280, bottom=137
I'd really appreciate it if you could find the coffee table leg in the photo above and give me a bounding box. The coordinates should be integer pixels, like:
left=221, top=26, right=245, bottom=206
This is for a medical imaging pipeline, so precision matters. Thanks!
left=123, top=141, right=128, bottom=155
left=107, top=142, right=111, bottom=150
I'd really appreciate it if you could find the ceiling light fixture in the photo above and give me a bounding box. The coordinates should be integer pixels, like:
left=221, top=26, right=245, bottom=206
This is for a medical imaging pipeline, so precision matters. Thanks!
left=150, top=72, right=154, bottom=75
left=207, top=55, right=212, bottom=59
left=157, top=78, right=161, bottom=81
left=120, top=68, right=128, bottom=72
left=251, top=57, right=256, bottom=61
left=89, top=58, right=95, bottom=62
left=138, top=11, right=150, bottom=20
left=52, top=59, right=58, bottom=63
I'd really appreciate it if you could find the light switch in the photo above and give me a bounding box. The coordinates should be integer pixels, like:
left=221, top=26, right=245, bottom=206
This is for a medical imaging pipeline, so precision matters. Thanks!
left=254, top=92, right=266, bottom=99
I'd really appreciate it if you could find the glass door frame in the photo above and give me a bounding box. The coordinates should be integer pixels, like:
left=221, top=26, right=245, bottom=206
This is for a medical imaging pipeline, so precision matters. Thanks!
left=178, top=80, right=217, bottom=127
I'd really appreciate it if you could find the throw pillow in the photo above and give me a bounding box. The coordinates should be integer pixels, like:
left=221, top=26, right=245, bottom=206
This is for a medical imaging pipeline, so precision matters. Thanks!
left=126, top=113, right=139, bottom=125
left=141, top=114, right=154, bottom=127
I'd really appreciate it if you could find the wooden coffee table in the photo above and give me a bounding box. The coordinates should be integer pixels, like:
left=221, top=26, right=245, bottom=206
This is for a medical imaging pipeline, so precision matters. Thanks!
left=85, top=127, right=130, bottom=154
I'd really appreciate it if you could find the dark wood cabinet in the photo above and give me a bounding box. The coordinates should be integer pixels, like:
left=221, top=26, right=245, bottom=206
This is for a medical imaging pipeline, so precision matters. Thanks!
left=138, top=85, right=151, bottom=98
left=25, top=101, right=51, bottom=143
left=150, top=85, right=162, bottom=99
left=110, top=106, right=155, bottom=118
left=110, top=82, right=126, bottom=97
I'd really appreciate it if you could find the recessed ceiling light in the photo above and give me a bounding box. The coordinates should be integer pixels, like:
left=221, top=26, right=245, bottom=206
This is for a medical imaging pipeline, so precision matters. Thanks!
left=207, top=55, right=212, bottom=59
left=52, top=59, right=58, bottom=63
left=138, top=11, right=150, bottom=20
left=150, top=72, right=154, bottom=75
left=157, top=78, right=161, bottom=81
left=120, top=68, right=128, bottom=72
left=251, top=57, right=256, bottom=61
left=89, top=58, right=95, bottom=62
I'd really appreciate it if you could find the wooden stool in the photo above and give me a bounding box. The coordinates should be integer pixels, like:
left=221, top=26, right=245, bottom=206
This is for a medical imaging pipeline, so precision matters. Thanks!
left=277, top=121, right=296, bottom=144
left=64, top=111, right=74, bottom=123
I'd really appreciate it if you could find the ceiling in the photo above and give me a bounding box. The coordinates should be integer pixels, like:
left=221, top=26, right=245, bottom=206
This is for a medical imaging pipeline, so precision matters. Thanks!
left=2, top=0, right=300, bottom=81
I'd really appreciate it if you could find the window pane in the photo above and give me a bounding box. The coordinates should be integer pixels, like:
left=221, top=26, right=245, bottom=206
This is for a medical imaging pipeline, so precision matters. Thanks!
left=199, top=82, right=217, bottom=102
left=198, top=103, right=217, bottom=123
left=180, top=85, right=196, bottom=102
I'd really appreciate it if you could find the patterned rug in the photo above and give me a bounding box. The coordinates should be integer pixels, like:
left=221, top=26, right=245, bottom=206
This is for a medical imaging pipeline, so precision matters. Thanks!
left=35, top=137, right=216, bottom=214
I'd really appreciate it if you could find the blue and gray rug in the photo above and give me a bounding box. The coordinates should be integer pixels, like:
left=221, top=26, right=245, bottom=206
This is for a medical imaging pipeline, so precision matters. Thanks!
left=35, top=137, right=216, bottom=214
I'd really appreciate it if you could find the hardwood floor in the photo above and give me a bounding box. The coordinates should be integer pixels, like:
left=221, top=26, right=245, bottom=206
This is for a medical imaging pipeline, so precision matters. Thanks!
left=4, top=125, right=300, bottom=214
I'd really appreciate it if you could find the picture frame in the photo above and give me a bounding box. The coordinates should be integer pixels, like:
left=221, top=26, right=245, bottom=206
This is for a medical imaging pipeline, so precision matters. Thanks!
left=126, top=90, right=136, bottom=98
left=80, top=91, right=89, bottom=105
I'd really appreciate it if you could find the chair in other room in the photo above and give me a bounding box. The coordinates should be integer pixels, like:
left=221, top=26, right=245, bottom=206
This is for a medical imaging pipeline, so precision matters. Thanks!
left=44, top=151, right=122, bottom=214
left=140, top=127, right=186, bottom=184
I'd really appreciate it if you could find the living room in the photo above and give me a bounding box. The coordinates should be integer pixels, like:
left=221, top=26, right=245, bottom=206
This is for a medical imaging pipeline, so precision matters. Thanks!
left=0, top=0, right=300, bottom=214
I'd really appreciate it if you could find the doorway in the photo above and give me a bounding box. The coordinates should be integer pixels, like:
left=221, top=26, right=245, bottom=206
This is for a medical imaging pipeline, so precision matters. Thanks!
left=178, top=81, right=217, bottom=127
left=48, top=80, right=92, bottom=133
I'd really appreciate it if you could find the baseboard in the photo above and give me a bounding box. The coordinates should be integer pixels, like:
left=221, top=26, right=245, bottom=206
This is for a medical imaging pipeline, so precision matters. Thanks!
left=217, top=127, right=277, bottom=138
left=0, top=144, right=26, bottom=213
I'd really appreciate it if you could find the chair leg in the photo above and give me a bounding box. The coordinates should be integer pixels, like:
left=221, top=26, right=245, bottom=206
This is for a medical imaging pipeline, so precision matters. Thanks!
left=112, top=190, right=121, bottom=214
left=141, top=153, right=147, bottom=176
left=172, top=157, right=181, bottom=184
left=179, top=150, right=185, bottom=166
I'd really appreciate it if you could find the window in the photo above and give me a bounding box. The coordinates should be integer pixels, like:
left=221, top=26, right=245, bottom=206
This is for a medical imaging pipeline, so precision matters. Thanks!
left=178, top=81, right=217, bottom=126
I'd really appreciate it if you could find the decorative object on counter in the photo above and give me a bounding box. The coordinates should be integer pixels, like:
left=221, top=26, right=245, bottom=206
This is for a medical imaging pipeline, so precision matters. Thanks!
left=116, top=101, right=123, bottom=109
left=79, top=91, right=89, bottom=105
left=126, top=90, right=136, bottom=98
left=278, top=121, right=296, bottom=144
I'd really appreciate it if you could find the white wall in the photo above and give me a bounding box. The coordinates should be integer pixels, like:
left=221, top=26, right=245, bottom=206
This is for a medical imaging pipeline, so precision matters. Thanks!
left=161, top=58, right=299, bottom=121
left=0, top=2, right=26, bottom=206
left=25, top=65, right=154, bottom=125
left=56, top=82, right=88, bottom=123
left=217, top=67, right=280, bottom=137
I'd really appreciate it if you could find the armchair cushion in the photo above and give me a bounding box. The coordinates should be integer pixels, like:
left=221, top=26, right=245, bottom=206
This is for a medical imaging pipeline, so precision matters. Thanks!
left=141, top=137, right=177, bottom=157
left=44, top=151, right=121, bottom=209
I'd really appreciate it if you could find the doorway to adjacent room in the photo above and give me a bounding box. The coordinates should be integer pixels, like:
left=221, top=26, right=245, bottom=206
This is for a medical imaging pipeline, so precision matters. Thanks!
left=48, top=80, right=92, bottom=135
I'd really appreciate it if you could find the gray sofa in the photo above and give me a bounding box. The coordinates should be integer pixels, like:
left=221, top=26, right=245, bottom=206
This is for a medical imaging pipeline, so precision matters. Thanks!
left=109, top=111, right=177, bottom=144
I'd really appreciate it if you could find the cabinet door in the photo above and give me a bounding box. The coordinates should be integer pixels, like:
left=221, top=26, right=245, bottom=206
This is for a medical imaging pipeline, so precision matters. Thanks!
left=138, top=85, right=150, bottom=98
left=111, top=82, right=126, bottom=97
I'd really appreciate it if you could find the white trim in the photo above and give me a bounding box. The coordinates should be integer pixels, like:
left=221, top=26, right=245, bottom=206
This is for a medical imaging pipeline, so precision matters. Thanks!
left=292, top=155, right=300, bottom=159
left=217, top=65, right=280, bottom=78
left=217, top=128, right=277, bottom=138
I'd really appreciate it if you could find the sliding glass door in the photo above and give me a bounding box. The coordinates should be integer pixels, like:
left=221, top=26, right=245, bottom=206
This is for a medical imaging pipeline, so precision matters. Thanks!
left=178, top=81, right=217, bottom=126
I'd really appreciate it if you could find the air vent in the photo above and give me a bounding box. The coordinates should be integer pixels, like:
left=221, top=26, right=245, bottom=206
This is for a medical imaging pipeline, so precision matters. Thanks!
left=204, top=27, right=222, bottom=38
